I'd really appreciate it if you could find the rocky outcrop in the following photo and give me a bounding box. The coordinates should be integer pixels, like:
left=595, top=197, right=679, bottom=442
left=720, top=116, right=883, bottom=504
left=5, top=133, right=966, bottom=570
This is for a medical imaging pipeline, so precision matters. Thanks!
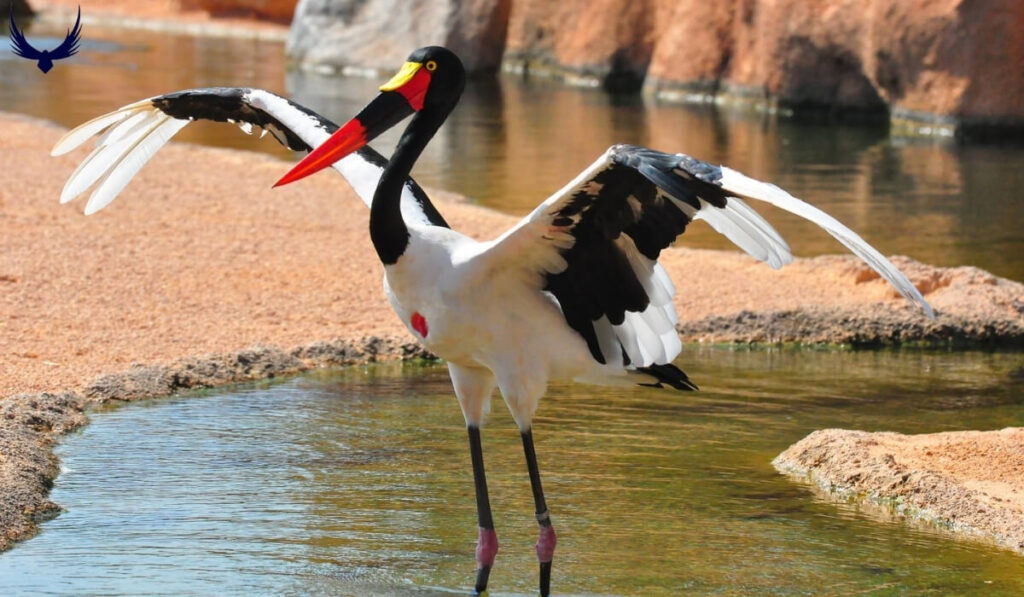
left=503, top=0, right=1024, bottom=136
left=179, top=0, right=298, bottom=23
left=287, top=0, right=511, bottom=74
left=503, top=0, right=659, bottom=91
left=775, top=428, right=1024, bottom=555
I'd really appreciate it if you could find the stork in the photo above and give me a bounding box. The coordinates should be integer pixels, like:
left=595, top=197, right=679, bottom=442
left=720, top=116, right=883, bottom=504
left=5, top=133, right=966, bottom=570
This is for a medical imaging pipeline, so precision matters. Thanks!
left=53, top=46, right=933, bottom=596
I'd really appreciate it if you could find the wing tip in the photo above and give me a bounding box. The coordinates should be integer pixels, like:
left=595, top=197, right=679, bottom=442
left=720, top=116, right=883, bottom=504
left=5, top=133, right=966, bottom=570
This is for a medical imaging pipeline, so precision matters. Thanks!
left=636, top=363, right=698, bottom=391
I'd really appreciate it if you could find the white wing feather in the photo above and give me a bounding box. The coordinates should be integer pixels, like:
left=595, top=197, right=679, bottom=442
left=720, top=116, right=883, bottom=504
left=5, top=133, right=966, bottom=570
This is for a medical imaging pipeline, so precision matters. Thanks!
left=50, top=99, right=152, bottom=156
left=85, top=116, right=191, bottom=215
left=52, top=90, right=433, bottom=221
left=718, top=166, right=934, bottom=319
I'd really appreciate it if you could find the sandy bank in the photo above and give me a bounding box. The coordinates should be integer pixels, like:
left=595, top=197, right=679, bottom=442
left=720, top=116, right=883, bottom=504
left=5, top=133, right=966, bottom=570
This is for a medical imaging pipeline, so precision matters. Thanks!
left=774, top=428, right=1024, bottom=556
left=1, top=110, right=1022, bottom=552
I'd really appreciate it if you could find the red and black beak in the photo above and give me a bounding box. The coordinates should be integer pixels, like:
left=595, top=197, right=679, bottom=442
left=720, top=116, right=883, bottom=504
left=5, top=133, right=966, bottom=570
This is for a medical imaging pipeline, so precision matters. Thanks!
left=274, top=61, right=432, bottom=187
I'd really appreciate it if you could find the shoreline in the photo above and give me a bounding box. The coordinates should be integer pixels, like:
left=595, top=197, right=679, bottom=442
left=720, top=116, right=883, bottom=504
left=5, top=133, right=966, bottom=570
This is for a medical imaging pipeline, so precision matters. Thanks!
left=1, top=336, right=428, bottom=552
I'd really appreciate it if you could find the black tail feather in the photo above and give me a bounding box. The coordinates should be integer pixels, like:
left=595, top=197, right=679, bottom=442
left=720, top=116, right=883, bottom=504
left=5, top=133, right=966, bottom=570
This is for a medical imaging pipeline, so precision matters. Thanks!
left=637, top=363, right=698, bottom=391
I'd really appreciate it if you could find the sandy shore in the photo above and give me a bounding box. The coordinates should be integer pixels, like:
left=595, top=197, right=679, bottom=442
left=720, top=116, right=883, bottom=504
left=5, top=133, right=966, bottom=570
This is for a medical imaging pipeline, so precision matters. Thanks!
left=1, top=70, right=1023, bottom=556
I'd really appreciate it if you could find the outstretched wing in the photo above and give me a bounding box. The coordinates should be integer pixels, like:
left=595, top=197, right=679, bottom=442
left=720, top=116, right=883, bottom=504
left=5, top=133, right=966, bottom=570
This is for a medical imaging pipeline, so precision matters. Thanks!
left=478, top=144, right=934, bottom=369
left=52, top=87, right=447, bottom=227
left=8, top=7, right=43, bottom=59
left=49, top=6, right=82, bottom=60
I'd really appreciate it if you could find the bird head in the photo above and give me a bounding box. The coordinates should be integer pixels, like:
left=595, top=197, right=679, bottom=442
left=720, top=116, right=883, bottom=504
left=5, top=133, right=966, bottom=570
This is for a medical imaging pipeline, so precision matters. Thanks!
left=274, top=46, right=465, bottom=187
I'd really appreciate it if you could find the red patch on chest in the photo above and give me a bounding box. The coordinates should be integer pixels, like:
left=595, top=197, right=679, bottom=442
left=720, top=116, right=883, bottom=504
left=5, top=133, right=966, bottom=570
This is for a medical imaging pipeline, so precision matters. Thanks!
left=411, top=312, right=428, bottom=338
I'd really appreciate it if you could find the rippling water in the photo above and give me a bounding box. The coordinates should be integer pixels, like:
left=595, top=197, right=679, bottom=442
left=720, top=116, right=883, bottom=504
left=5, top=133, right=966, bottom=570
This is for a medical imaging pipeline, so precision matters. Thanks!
left=0, top=351, right=1022, bottom=595
left=2, top=22, right=1022, bottom=280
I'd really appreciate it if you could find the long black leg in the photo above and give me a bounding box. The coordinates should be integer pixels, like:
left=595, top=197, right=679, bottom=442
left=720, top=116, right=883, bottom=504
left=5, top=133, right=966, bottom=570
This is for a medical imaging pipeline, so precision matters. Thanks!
left=522, top=428, right=556, bottom=597
left=468, top=425, right=497, bottom=595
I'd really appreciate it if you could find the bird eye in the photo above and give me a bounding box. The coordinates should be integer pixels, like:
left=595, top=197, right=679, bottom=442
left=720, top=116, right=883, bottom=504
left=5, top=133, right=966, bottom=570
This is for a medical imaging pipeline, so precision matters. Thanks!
left=425, top=60, right=438, bottom=72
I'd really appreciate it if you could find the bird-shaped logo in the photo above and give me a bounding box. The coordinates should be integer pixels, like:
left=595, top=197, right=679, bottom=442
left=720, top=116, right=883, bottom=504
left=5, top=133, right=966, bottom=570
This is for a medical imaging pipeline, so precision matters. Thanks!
left=8, top=6, right=82, bottom=73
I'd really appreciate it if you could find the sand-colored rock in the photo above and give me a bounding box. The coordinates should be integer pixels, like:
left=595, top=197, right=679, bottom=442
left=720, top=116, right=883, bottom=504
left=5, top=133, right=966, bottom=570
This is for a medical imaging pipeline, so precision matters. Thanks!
left=774, top=428, right=1024, bottom=555
left=286, top=0, right=511, bottom=74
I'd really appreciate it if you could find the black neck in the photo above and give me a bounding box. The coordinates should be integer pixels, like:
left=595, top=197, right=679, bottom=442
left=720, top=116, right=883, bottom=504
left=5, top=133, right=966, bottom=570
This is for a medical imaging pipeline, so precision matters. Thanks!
left=369, top=107, right=449, bottom=265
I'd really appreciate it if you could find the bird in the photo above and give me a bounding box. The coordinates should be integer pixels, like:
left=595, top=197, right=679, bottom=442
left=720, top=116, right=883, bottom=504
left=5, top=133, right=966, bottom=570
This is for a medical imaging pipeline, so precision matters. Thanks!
left=8, top=5, right=82, bottom=74
left=52, top=46, right=933, bottom=597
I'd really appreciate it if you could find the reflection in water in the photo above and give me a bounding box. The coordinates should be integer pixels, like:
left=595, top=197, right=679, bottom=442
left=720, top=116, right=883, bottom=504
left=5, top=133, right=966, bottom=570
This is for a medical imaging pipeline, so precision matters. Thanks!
left=0, top=352, right=1022, bottom=595
left=3, top=24, right=1023, bottom=280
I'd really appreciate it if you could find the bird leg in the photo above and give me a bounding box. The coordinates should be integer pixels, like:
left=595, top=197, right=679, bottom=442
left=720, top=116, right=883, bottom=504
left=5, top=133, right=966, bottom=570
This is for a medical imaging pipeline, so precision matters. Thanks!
left=522, top=428, right=557, bottom=597
left=467, top=425, right=498, bottom=595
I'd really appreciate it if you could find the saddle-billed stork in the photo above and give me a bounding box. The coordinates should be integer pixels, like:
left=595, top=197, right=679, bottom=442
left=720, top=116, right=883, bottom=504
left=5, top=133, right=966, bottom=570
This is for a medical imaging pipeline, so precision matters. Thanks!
left=53, top=46, right=932, bottom=596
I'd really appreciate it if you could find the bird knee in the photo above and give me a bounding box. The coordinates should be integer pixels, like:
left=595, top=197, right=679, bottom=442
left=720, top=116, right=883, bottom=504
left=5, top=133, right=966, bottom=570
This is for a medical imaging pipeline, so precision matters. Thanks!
left=535, top=524, right=556, bottom=563
left=476, top=527, right=498, bottom=567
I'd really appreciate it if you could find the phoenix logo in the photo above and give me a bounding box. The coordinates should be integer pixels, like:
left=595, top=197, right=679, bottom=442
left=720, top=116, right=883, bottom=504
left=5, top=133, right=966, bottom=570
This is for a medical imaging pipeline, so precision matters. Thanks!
left=9, top=6, right=82, bottom=73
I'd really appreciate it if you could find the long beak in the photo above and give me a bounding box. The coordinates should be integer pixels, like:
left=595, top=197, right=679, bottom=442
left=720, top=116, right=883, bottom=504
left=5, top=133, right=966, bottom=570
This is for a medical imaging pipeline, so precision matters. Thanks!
left=274, top=62, right=431, bottom=187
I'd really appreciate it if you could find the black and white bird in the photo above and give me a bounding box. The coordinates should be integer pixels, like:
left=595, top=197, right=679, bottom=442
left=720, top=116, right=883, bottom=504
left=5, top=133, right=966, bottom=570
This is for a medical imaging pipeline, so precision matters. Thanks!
left=53, top=46, right=933, bottom=597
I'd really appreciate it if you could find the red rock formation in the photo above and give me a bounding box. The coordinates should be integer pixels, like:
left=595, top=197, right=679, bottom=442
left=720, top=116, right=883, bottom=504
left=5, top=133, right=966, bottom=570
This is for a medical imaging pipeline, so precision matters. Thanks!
left=179, top=0, right=298, bottom=23
left=505, top=0, right=1024, bottom=135
left=504, top=0, right=659, bottom=91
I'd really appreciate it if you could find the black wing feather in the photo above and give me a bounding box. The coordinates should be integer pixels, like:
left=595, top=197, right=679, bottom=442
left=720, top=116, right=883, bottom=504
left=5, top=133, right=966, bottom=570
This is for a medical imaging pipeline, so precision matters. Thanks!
left=542, top=144, right=730, bottom=364
left=149, top=87, right=448, bottom=228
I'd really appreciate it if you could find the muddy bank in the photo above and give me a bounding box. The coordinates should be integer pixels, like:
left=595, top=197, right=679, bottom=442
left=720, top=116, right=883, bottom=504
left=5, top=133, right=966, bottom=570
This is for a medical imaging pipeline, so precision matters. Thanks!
left=774, top=428, right=1024, bottom=556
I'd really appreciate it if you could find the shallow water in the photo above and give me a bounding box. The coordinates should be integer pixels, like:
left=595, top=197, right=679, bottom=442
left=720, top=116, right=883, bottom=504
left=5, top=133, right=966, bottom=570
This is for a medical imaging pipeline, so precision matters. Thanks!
left=1, top=350, right=1022, bottom=595
left=2, top=22, right=1023, bottom=280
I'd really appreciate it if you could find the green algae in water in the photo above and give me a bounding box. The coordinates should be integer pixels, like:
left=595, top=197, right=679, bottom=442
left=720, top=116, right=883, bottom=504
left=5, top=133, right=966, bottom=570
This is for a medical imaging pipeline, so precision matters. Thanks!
left=0, top=349, right=1021, bottom=595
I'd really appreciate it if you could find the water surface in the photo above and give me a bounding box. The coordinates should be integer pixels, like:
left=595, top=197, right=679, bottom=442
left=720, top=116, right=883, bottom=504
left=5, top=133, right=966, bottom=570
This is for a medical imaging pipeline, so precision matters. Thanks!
left=0, top=350, right=1021, bottom=595
left=2, top=22, right=1022, bottom=280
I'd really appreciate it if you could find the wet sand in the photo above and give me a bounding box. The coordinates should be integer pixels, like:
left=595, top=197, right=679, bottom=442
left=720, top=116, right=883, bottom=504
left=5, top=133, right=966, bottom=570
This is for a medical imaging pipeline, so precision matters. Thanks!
left=1, top=18, right=1023, bottom=555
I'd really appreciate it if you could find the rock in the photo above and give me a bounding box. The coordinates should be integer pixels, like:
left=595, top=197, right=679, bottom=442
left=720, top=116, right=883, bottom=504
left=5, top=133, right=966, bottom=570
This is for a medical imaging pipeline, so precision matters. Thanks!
left=504, top=0, right=659, bottom=91
left=179, top=0, right=299, bottom=23
left=645, top=0, right=1024, bottom=137
left=774, top=428, right=1024, bottom=555
left=504, top=0, right=1024, bottom=136
left=287, top=0, right=511, bottom=74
